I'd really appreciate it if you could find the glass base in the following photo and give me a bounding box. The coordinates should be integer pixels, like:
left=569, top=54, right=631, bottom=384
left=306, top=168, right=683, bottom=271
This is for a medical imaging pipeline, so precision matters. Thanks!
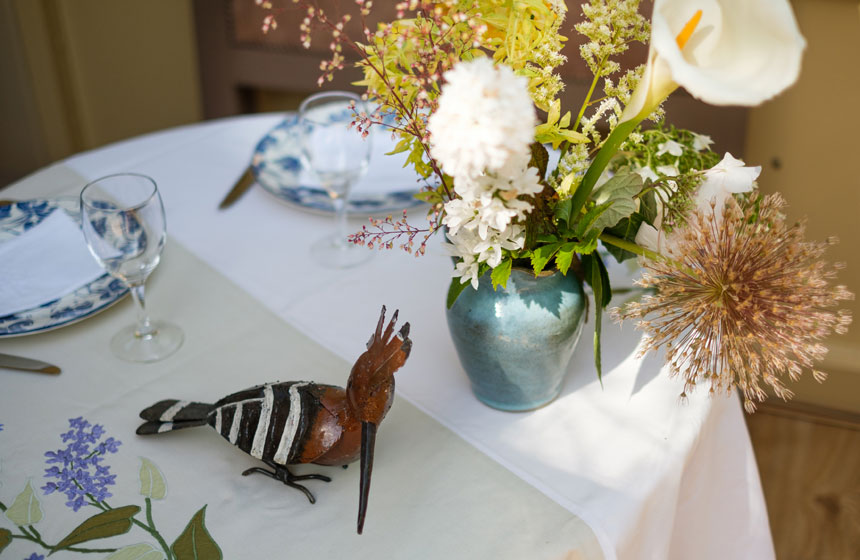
left=110, top=320, right=184, bottom=363
left=311, top=234, right=373, bottom=269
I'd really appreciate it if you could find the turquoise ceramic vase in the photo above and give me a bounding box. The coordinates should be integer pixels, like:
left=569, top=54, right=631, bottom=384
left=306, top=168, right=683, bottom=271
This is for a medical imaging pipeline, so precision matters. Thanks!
left=446, top=267, right=587, bottom=411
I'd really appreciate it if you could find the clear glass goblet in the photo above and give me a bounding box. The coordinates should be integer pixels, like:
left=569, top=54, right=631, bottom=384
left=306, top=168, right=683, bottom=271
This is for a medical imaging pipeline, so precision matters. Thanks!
left=80, top=173, right=184, bottom=362
left=299, top=91, right=373, bottom=268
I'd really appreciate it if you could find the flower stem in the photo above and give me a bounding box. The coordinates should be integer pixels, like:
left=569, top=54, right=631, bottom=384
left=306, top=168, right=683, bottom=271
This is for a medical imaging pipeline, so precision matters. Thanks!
left=10, top=525, right=117, bottom=553
left=598, top=232, right=696, bottom=276
left=569, top=117, right=641, bottom=222
left=144, top=497, right=173, bottom=560
left=96, top=498, right=173, bottom=560
left=573, top=58, right=606, bottom=132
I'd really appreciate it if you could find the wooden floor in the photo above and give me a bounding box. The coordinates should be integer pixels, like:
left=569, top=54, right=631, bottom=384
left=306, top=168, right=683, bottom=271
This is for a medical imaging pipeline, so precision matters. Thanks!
left=746, top=402, right=860, bottom=559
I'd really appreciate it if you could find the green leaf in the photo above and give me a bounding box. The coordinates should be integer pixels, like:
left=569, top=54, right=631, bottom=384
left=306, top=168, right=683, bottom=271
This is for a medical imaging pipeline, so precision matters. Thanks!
left=530, top=242, right=563, bottom=275
left=0, top=528, right=11, bottom=553
left=172, top=506, right=222, bottom=560
left=53, top=505, right=141, bottom=551
left=590, top=173, right=643, bottom=231
left=490, top=259, right=513, bottom=290
left=555, top=243, right=577, bottom=275
left=5, top=481, right=43, bottom=526
left=574, top=201, right=613, bottom=238
left=553, top=197, right=573, bottom=228
left=446, top=277, right=470, bottom=309
left=529, top=142, right=550, bottom=181
left=139, top=457, right=167, bottom=500
left=106, top=543, right=164, bottom=560
left=583, top=253, right=612, bottom=385
left=604, top=214, right=645, bottom=263
left=640, top=189, right=658, bottom=224
left=385, top=137, right=411, bottom=156
left=571, top=228, right=601, bottom=256
left=536, top=233, right=559, bottom=244
left=413, top=190, right=442, bottom=204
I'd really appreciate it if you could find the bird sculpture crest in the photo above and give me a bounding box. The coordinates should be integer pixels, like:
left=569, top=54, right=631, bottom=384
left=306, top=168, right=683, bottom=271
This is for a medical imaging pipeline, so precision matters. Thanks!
left=136, top=306, right=411, bottom=534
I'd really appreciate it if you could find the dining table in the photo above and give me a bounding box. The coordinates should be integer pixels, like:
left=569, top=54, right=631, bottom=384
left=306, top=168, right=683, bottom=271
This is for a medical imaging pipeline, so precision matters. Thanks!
left=0, top=113, right=775, bottom=560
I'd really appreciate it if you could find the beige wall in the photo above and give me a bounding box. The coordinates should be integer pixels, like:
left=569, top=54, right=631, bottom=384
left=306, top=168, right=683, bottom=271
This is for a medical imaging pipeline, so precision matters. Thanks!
left=1, top=0, right=202, bottom=184
left=745, top=0, right=860, bottom=412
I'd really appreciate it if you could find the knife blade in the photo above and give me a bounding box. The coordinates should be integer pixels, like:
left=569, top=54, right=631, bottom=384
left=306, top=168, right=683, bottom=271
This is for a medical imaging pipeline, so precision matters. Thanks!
left=0, top=352, right=61, bottom=374
left=218, top=168, right=256, bottom=210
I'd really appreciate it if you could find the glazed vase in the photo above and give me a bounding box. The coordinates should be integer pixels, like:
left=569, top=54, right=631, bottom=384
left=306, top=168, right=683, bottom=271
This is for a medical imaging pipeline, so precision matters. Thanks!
left=446, top=267, right=586, bottom=411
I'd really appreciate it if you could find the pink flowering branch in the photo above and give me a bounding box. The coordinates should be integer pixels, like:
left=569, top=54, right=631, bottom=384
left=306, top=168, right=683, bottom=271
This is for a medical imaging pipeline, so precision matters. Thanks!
left=348, top=209, right=441, bottom=256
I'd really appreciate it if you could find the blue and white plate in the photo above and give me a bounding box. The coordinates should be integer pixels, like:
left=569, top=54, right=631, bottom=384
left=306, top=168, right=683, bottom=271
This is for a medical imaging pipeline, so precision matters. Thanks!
left=0, top=199, right=128, bottom=337
left=251, top=115, right=426, bottom=216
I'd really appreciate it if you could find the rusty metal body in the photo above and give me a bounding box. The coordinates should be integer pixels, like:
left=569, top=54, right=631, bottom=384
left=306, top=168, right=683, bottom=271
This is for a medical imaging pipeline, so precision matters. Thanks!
left=136, top=307, right=410, bottom=533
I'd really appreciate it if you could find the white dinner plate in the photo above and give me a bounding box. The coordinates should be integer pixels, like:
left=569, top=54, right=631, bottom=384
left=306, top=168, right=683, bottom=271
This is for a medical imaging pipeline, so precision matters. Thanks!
left=0, top=199, right=128, bottom=337
left=251, top=115, right=427, bottom=216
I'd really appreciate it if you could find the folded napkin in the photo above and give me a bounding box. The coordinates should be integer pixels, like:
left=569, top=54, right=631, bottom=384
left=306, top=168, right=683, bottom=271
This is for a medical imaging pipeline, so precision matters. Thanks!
left=0, top=209, right=106, bottom=317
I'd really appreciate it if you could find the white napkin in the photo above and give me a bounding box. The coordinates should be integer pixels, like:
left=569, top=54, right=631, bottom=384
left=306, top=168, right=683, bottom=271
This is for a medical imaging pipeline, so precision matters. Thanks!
left=0, top=210, right=106, bottom=317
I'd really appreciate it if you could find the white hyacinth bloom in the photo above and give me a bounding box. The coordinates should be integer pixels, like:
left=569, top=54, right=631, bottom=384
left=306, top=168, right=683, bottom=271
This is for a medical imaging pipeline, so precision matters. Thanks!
left=428, top=58, right=537, bottom=178
left=621, top=0, right=805, bottom=123
left=691, top=132, right=713, bottom=151
left=656, top=164, right=680, bottom=177
left=636, top=152, right=761, bottom=257
left=657, top=140, right=684, bottom=157
left=634, top=165, right=660, bottom=183
left=695, top=152, right=761, bottom=217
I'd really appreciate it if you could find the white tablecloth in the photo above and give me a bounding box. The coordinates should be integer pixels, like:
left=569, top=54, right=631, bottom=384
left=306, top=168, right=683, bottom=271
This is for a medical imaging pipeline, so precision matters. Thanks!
left=2, top=114, right=774, bottom=559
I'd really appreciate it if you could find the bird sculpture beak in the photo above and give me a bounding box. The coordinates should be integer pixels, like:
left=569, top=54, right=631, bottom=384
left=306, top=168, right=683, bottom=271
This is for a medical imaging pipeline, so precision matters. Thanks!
left=357, top=420, right=377, bottom=534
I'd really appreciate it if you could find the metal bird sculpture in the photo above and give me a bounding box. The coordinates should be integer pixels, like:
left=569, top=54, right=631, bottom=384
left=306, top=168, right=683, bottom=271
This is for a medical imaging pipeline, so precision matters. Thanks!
left=136, top=306, right=411, bottom=534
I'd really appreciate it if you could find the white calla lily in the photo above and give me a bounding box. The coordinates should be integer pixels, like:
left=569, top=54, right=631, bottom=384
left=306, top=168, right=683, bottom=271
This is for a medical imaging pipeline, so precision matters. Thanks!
left=621, top=0, right=806, bottom=123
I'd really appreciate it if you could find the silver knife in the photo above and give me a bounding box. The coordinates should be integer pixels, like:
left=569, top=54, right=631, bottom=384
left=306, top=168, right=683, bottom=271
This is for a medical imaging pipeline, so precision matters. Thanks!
left=218, top=168, right=255, bottom=210
left=0, top=352, right=61, bottom=374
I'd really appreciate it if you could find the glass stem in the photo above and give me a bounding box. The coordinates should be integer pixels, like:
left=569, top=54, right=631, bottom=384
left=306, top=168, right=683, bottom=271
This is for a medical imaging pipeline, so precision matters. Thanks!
left=332, top=191, right=348, bottom=249
left=129, top=283, right=157, bottom=338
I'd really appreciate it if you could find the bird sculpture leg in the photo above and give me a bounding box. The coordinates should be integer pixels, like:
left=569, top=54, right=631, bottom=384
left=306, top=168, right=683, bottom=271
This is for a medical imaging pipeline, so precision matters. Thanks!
left=242, top=461, right=332, bottom=504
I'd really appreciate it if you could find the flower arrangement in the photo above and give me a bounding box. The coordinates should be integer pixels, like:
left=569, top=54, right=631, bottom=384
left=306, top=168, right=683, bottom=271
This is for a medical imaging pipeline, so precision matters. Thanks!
left=258, top=0, right=853, bottom=412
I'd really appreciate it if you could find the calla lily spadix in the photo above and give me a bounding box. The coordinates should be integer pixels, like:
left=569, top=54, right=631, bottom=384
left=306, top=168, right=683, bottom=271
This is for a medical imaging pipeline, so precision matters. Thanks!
left=570, top=0, right=805, bottom=225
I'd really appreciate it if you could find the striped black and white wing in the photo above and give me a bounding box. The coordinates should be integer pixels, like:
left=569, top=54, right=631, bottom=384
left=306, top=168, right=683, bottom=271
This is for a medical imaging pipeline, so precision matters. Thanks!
left=207, top=381, right=323, bottom=466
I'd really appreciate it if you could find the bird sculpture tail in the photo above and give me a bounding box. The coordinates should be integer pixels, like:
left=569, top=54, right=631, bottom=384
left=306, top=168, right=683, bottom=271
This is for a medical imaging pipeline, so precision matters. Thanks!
left=136, top=400, right=215, bottom=435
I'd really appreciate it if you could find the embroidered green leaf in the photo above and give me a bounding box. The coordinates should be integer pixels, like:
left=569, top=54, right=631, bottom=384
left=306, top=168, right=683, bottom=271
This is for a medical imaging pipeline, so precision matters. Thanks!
left=0, top=528, right=12, bottom=553
left=172, top=506, right=222, bottom=560
left=106, top=543, right=164, bottom=560
left=53, top=505, right=140, bottom=551
left=5, top=481, right=43, bottom=526
left=490, top=258, right=512, bottom=290
left=139, top=457, right=167, bottom=500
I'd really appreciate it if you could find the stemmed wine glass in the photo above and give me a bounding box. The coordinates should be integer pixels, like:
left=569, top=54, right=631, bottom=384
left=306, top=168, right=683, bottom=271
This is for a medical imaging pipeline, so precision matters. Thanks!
left=298, top=91, right=373, bottom=268
left=80, top=173, right=184, bottom=362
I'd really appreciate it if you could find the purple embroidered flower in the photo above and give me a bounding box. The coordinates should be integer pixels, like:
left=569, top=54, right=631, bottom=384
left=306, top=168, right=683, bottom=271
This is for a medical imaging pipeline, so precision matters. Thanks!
left=42, top=417, right=121, bottom=511
left=25, top=554, right=45, bottom=560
